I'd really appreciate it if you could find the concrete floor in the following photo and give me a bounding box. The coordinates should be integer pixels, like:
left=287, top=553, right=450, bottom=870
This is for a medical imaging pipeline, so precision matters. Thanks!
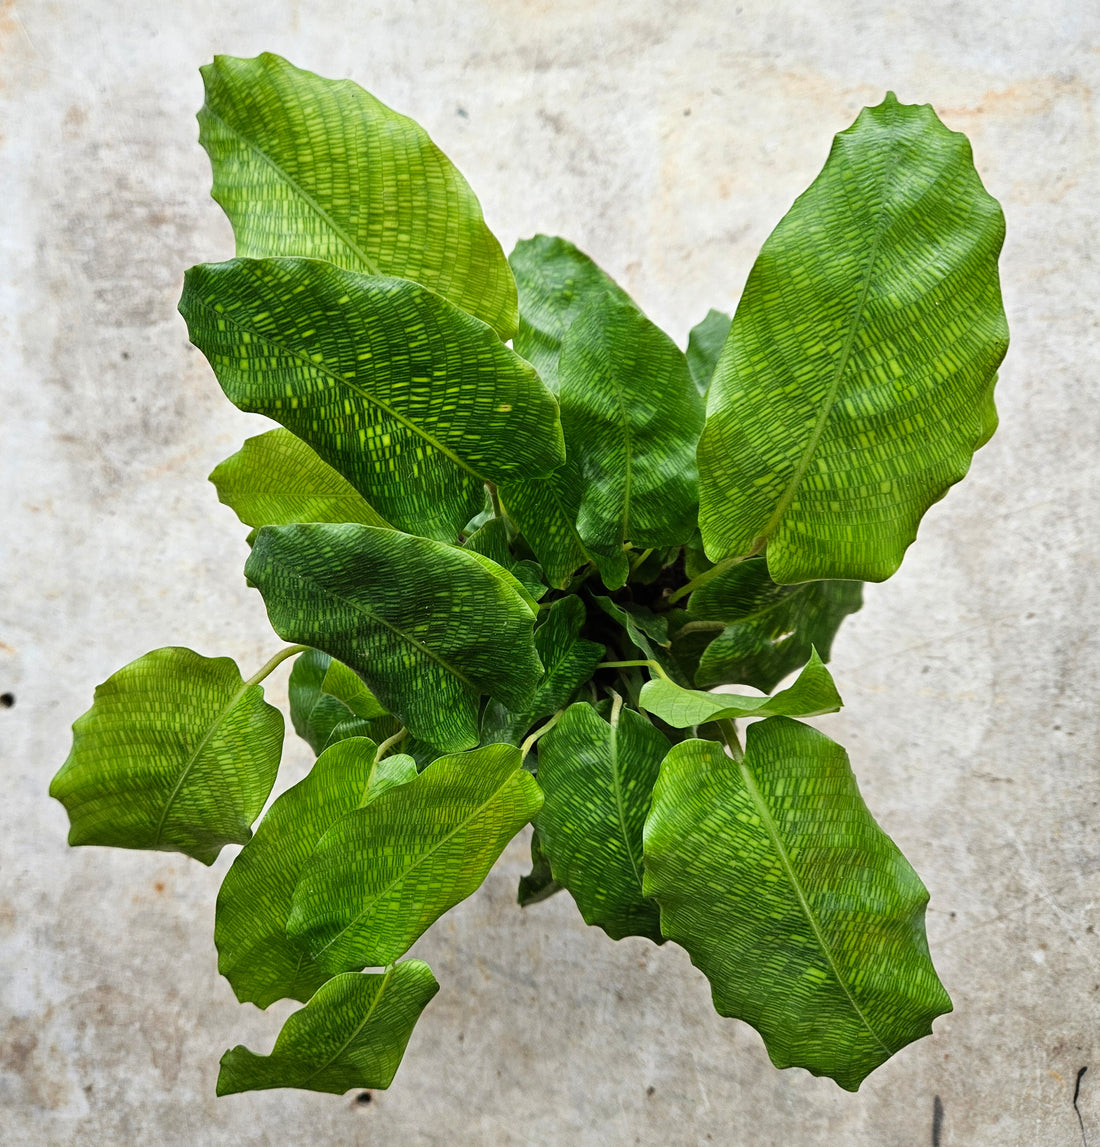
left=3, top=1, right=1098, bottom=1143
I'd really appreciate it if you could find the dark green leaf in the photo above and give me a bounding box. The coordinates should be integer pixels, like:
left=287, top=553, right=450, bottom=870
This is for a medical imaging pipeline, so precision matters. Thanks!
left=643, top=719, right=951, bottom=1090
left=50, top=648, right=283, bottom=865
left=288, top=744, right=543, bottom=970
left=200, top=52, right=517, bottom=337
left=698, top=94, right=1009, bottom=582
left=517, top=827, right=563, bottom=906
left=247, top=524, right=543, bottom=752
left=638, top=650, right=842, bottom=727
left=685, top=308, right=732, bottom=397
left=687, top=557, right=864, bottom=691
left=210, top=429, right=392, bottom=531
left=537, top=701, right=668, bottom=942
left=463, top=516, right=547, bottom=600
left=179, top=258, right=564, bottom=543
left=216, top=962, right=439, bottom=1096
left=216, top=737, right=416, bottom=1008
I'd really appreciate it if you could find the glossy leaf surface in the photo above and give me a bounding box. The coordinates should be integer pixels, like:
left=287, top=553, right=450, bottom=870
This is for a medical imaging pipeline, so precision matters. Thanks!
left=180, top=258, right=564, bottom=542
left=200, top=52, right=517, bottom=337
left=288, top=744, right=543, bottom=970
left=50, top=648, right=283, bottom=865
left=688, top=557, right=863, bottom=691
left=698, top=94, right=1009, bottom=582
left=643, top=720, right=951, bottom=1090
left=216, top=737, right=416, bottom=1007
left=638, top=650, right=842, bottom=728
left=536, top=702, right=668, bottom=942
left=246, top=524, right=542, bottom=752
left=210, top=429, right=392, bottom=531
left=217, top=962, right=439, bottom=1096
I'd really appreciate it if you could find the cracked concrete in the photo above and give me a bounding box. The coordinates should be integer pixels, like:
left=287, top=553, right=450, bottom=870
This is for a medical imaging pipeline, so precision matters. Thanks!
left=2, top=0, right=1098, bottom=1143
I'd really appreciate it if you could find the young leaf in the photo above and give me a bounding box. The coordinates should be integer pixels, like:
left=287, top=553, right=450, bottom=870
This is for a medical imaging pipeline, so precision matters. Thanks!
left=246, top=524, right=543, bottom=752
left=698, top=94, right=1009, bottom=583
left=210, top=429, right=392, bottom=531
left=560, top=294, right=704, bottom=551
left=50, top=648, right=284, bottom=865
left=199, top=53, right=517, bottom=338
left=179, top=258, right=565, bottom=543
left=288, top=744, right=543, bottom=971
left=536, top=702, right=668, bottom=943
left=509, top=234, right=634, bottom=390
left=642, top=720, right=952, bottom=1090
left=686, top=557, right=864, bottom=692
left=215, top=737, right=416, bottom=1008
left=481, top=595, right=604, bottom=745
left=638, top=649, right=842, bottom=728
left=216, top=962, right=439, bottom=1096
left=685, top=308, right=732, bottom=397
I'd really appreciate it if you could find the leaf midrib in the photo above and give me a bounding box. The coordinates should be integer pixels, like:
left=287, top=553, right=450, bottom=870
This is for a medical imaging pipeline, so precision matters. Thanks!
left=737, top=757, right=894, bottom=1056
left=754, top=116, right=902, bottom=549
left=206, top=110, right=383, bottom=276
left=300, top=965, right=394, bottom=1085
left=607, top=724, right=644, bottom=894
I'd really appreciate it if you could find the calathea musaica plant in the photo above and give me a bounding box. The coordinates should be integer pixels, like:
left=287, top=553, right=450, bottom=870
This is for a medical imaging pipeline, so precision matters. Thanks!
left=50, top=53, right=1008, bottom=1097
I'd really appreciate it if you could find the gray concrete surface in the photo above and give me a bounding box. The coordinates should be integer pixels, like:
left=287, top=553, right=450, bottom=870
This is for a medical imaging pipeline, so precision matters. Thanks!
left=2, top=1, right=1098, bottom=1143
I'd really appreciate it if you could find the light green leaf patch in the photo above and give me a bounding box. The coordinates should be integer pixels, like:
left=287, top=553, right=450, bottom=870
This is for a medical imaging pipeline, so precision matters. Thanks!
left=685, top=308, right=732, bottom=398
left=200, top=52, right=517, bottom=337
left=638, top=650, right=842, bottom=727
left=698, top=93, right=1009, bottom=583
left=643, top=719, right=951, bottom=1090
left=50, top=647, right=283, bottom=865
left=246, top=523, right=543, bottom=752
left=288, top=744, right=543, bottom=971
left=216, top=962, right=439, bottom=1096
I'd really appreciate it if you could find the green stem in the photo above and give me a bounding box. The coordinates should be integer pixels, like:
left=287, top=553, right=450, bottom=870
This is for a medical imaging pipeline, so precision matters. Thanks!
left=486, top=481, right=503, bottom=520
left=629, top=547, right=654, bottom=573
left=374, top=727, right=407, bottom=762
left=716, top=718, right=744, bottom=762
left=520, top=710, right=564, bottom=761
left=244, top=644, right=308, bottom=689
left=597, top=658, right=671, bottom=681
left=666, top=555, right=743, bottom=605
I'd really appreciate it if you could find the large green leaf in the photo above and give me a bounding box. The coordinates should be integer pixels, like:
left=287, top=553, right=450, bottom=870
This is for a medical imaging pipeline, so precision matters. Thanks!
left=210, top=429, right=392, bottom=531
left=215, top=737, right=416, bottom=1008
left=559, top=293, right=704, bottom=550
left=180, top=258, right=564, bottom=543
left=685, top=309, right=732, bottom=397
left=509, top=234, right=634, bottom=391
left=682, top=556, right=863, bottom=692
left=217, top=962, right=439, bottom=1096
left=288, top=744, right=543, bottom=971
left=481, top=595, right=605, bottom=745
left=536, top=702, right=668, bottom=943
left=698, top=94, right=1009, bottom=583
left=643, top=719, right=951, bottom=1090
left=638, top=649, right=842, bottom=728
left=246, top=524, right=543, bottom=752
left=199, top=52, right=517, bottom=338
left=50, top=648, right=283, bottom=865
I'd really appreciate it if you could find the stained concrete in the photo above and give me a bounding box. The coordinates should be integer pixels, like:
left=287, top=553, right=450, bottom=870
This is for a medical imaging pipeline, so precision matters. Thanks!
left=2, top=1, right=1098, bottom=1143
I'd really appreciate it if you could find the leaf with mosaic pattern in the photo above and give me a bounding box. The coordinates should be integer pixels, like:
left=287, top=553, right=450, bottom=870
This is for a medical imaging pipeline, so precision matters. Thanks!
left=698, top=93, right=1008, bottom=583
left=642, top=719, right=952, bottom=1090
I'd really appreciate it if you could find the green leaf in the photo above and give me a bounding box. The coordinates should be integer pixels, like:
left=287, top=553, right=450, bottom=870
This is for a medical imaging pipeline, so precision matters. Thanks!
left=559, top=293, right=704, bottom=550
left=210, top=429, right=392, bottom=531
left=590, top=595, right=686, bottom=685
left=199, top=52, right=517, bottom=338
left=638, top=650, right=842, bottom=728
left=685, top=308, right=732, bottom=397
left=247, top=524, right=543, bottom=753
left=481, top=595, right=605, bottom=745
left=288, top=649, right=371, bottom=754
left=288, top=744, right=543, bottom=970
left=216, top=962, right=439, bottom=1096
left=509, top=234, right=634, bottom=390
left=216, top=737, right=415, bottom=1008
left=687, top=557, right=864, bottom=692
left=643, top=720, right=951, bottom=1090
left=536, top=702, right=668, bottom=943
left=179, top=258, right=564, bottom=543
left=517, top=827, right=563, bottom=906
left=698, top=94, right=1009, bottom=583
left=50, top=647, right=283, bottom=865
left=463, top=516, right=547, bottom=601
